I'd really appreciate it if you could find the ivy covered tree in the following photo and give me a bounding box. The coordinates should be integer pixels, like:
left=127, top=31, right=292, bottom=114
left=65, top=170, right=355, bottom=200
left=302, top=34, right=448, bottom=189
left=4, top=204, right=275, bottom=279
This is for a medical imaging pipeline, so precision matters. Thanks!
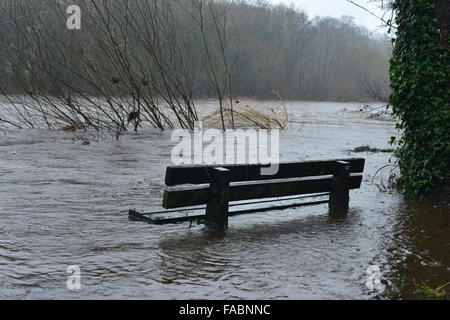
left=389, top=0, right=449, bottom=197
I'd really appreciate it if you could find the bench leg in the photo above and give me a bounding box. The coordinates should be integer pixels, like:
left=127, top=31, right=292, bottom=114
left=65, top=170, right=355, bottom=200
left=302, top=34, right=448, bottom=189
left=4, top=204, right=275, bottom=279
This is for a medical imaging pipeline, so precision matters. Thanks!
left=329, top=161, right=350, bottom=213
left=206, top=167, right=230, bottom=228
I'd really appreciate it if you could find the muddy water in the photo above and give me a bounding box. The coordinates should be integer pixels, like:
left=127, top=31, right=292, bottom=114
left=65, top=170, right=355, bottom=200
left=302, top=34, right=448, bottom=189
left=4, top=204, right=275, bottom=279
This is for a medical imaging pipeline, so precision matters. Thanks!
left=0, top=101, right=448, bottom=299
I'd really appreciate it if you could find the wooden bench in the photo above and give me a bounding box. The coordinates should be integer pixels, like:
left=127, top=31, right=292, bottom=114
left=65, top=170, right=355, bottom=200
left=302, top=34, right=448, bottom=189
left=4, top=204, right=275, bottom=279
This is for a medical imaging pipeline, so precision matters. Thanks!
left=129, top=158, right=365, bottom=227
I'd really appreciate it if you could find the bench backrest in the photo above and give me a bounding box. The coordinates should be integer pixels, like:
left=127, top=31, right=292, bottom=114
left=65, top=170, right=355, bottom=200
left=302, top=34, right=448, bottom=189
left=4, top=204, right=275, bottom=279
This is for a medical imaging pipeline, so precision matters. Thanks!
left=165, top=158, right=365, bottom=186
left=162, top=158, right=365, bottom=209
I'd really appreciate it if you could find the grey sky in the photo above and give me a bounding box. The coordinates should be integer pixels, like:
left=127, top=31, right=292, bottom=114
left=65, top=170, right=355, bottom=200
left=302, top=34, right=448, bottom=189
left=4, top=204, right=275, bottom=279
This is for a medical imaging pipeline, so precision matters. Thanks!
left=268, top=0, right=386, bottom=31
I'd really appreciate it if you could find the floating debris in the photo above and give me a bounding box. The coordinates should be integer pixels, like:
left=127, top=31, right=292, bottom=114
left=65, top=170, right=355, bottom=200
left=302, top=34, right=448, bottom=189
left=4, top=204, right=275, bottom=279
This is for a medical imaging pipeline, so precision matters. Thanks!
left=351, top=145, right=394, bottom=153
left=59, top=124, right=77, bottom=132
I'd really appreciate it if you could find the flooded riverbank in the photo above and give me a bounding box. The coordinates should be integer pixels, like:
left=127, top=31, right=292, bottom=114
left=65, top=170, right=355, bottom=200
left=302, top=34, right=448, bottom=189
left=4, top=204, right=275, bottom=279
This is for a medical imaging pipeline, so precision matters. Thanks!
left=0, top=101, right=448, bottom=299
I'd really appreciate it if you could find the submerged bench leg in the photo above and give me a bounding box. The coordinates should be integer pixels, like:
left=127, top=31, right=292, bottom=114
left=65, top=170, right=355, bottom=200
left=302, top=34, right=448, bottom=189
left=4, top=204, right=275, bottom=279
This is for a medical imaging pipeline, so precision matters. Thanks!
left=206, top=167, right=231, bottom=228
left=329, top=161, right=350, bottom=213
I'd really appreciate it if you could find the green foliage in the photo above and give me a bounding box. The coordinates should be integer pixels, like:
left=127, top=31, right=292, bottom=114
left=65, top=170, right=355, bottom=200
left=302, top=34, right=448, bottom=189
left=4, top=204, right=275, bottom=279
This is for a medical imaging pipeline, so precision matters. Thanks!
left=413, top=280, right=449, bottom=298
left=389, top=0, right=450, bottom=197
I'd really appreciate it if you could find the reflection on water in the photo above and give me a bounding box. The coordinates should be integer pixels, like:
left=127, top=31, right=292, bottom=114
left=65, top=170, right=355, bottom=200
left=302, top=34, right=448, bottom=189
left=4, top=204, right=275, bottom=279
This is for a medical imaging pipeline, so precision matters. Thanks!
left=380, top=198, right=449, bottom=299
left=0, top=101, right=448, bottom=299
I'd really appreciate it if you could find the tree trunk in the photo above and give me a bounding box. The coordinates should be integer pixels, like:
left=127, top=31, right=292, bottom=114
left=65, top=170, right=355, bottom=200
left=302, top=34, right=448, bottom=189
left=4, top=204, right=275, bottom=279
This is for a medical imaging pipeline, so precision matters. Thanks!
left=434, top=0, right=450, bottom=36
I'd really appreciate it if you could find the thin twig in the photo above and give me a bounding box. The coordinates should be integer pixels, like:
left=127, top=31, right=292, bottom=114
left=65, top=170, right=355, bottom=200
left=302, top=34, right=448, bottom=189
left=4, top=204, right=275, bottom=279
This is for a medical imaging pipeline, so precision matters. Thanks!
left=345, top=0, right=396, bottom=29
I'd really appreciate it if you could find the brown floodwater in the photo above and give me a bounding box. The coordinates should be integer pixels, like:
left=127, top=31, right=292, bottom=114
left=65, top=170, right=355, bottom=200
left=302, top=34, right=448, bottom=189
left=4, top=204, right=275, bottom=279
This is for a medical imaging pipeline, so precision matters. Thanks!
left=0, top=101, right=448, bottom=299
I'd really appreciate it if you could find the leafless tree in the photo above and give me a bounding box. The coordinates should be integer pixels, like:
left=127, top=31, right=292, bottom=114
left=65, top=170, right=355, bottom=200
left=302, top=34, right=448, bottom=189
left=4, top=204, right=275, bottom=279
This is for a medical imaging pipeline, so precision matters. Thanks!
left=0, top=0, right=393, bottom=134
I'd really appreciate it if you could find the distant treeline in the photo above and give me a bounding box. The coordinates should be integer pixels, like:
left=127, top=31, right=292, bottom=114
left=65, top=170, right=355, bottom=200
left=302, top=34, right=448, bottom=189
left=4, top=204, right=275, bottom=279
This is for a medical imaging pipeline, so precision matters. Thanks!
left=0, top=0, right=391, bottom=101
left=0, top=0, right=391, bottom=132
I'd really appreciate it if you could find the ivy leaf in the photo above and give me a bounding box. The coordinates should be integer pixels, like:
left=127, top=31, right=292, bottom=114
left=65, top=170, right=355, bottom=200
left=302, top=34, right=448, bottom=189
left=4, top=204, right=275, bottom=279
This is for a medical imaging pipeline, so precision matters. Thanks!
left=390, top=137, right=396, bottom=145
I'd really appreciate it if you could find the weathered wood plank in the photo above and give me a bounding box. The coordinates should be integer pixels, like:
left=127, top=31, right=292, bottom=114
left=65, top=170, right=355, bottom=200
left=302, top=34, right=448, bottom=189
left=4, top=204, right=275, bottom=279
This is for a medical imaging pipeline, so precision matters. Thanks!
left=165, top=158, right=365, bottom=186
left=136, top=192, right=331, bottom=216
left=162, top=174, right=363, bottom=209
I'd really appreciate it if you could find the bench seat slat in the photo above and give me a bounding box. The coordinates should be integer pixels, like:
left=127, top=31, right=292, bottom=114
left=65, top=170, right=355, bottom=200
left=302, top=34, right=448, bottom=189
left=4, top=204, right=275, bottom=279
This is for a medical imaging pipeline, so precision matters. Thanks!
left=162, top=174, right=363, bottom=209
left=165, top=158, right=365, bottom=186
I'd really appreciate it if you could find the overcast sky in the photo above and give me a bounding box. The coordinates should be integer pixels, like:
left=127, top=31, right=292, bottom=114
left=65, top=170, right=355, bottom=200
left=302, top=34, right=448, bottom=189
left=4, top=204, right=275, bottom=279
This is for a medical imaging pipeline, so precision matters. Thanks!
left=268, top=0, right=386, bottom=32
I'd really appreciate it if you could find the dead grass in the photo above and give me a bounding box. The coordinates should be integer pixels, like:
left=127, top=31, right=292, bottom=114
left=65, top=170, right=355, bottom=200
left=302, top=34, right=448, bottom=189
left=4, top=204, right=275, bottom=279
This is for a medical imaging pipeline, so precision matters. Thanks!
left=202, top=92, right=289, bottom=129
left=351, top=144, right=394, bottom=153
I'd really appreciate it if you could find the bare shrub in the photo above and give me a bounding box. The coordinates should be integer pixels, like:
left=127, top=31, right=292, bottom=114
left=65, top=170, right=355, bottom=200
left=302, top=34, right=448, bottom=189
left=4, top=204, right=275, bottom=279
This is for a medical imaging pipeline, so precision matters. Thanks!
left=202, top=92, right=288, bottom=129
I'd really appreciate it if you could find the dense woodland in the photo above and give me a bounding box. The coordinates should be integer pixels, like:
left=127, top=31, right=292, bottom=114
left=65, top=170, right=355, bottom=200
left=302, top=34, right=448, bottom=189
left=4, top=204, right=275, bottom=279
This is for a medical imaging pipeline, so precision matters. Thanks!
left=0, top=0, right=391, bottom=100
left=0, top=0, right=391, bottom=131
